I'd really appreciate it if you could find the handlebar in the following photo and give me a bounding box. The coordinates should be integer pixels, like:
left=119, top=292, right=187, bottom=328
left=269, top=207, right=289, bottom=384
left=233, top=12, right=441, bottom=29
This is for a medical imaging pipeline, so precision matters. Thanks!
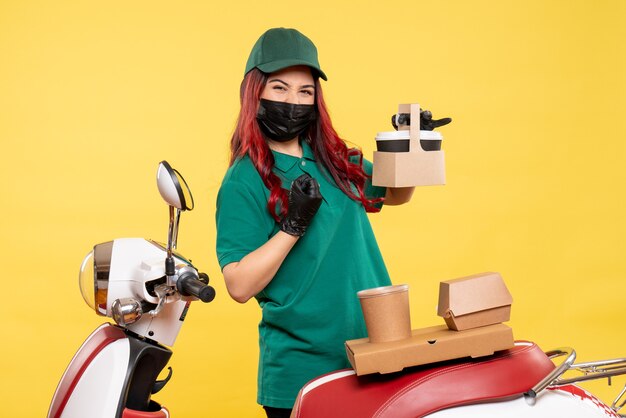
left=177, top=271, right=215, bottom=303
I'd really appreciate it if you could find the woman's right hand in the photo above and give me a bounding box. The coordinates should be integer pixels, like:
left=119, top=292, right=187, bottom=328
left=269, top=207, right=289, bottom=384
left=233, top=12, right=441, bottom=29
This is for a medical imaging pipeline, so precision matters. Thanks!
left=280, top=173, right=322, bottom=237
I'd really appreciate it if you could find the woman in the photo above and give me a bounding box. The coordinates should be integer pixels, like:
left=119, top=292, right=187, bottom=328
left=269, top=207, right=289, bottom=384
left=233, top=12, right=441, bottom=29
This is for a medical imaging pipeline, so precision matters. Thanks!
left=215, top=27, right=415, bottom=418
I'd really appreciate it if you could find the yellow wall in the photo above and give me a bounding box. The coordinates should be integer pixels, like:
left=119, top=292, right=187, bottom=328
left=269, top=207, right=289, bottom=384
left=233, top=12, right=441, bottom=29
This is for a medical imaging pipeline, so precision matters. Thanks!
left=1, top=1, right=625, bottom=416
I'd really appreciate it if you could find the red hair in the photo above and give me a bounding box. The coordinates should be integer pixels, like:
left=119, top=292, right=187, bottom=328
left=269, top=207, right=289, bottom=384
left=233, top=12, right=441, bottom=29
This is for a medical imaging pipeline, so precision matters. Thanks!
left=230, top=68, right=383, bottom=222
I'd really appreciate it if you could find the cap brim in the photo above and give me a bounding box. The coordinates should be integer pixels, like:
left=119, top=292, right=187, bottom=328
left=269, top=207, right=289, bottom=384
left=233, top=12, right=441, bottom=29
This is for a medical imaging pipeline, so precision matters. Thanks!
left=257, top=59, right=327, bottom=81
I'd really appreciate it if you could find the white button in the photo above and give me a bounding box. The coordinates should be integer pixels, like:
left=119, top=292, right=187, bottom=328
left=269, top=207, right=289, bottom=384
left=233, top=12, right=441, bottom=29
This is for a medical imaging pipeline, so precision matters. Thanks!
left=301, top=160, right=306, bottom=166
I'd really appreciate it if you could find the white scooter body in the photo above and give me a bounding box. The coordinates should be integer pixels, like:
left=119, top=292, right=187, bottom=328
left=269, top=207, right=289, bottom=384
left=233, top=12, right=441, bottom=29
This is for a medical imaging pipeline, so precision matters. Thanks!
left=64, top=336, right=131, bottom=418
left=100, top=238, right=191, bottom=347
left=50, top=325, right=132, bottom=418
left=49, top=321, right=173, bottom=418
left=430, top=385, right=620, bottom=417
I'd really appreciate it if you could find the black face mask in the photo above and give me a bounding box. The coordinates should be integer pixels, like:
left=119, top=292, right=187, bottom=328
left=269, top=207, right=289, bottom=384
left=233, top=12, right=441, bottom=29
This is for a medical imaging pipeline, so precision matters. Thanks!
left=256, top=99, right=317, bottom=142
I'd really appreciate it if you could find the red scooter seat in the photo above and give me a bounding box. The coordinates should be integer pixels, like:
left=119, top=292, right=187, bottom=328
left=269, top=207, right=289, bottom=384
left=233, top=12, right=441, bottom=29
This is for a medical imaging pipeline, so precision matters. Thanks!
left=292, top=341, right=555, bottom=418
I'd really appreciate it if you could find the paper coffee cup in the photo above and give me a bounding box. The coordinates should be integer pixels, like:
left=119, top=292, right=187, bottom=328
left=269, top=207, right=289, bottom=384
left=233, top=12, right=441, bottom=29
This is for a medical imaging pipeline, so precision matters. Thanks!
left=375, top=131, right=410, bottom=152
left=357, top=284, right=411, bottom=343
left=375, top=130, right=443, bottom=152
left=419, top=130, right=443, bottom=151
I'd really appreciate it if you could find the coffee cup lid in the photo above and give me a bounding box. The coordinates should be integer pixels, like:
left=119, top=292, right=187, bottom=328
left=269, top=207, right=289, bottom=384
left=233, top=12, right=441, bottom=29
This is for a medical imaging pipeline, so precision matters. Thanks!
left=419, top=130, right=443, bottom=140
left=375, top=131, right=410, bottom=140
left=375, top=130, right=443, bottom=140
left=357, top=284, right=409, bottom=299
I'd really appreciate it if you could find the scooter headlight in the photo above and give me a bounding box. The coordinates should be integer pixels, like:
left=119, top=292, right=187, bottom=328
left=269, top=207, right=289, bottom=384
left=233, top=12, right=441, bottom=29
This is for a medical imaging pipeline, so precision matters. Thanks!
left=79, top=241, right=113, bottom=316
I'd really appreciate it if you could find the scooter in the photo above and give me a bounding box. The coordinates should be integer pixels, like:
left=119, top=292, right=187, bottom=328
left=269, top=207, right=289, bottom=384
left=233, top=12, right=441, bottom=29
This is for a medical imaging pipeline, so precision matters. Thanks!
left=47, top=161, right=215, bottom=418
left=48, top=161, right=626, bottom=418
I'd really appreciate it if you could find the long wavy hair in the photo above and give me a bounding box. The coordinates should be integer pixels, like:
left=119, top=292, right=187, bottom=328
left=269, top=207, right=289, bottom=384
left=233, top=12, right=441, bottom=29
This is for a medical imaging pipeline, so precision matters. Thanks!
left=229, top=68, right=383, bottom=222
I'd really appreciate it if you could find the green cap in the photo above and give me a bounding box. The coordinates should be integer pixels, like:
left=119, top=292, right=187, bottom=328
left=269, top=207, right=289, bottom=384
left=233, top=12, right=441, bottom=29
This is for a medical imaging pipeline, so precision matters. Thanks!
left=244, top=28, right=327, bottom=81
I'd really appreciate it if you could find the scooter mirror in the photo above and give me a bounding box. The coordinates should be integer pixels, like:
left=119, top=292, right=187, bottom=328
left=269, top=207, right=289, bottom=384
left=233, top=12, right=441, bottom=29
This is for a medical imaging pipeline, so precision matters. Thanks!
left=156, top=161, right=194, bottom=211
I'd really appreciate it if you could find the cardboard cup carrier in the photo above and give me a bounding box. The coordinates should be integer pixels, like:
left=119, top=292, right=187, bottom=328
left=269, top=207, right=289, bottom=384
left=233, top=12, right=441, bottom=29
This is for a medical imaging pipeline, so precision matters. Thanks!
left=357, top=284, right=411, bottom=343
left=372, top=103, right=446, bottom=187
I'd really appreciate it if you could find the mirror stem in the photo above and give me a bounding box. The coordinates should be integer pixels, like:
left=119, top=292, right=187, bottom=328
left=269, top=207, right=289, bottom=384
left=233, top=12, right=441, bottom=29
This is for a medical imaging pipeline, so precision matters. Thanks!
left=172, top=208, right=181, bottom=250
left=165, top=205, right=176, bottom=278
left=167, top=205, right=175, bottom=259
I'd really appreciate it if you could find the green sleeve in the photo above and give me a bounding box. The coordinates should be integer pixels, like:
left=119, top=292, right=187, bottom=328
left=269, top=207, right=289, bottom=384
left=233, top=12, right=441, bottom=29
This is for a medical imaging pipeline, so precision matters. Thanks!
left=350, top=151, right=387, bottom=209
left=215, top=180, right=274, bottom=270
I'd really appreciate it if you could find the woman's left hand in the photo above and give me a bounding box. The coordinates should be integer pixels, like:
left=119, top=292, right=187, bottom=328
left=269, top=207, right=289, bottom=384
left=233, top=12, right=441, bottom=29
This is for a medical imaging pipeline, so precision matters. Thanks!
left=384, top=187, right=415, bottom=206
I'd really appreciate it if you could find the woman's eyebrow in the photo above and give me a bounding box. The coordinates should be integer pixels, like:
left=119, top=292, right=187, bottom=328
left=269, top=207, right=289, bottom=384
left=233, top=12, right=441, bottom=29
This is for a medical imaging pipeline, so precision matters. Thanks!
left=268, top=79, right=315, bottom=90
left=268, top=79, right=289, bottom=86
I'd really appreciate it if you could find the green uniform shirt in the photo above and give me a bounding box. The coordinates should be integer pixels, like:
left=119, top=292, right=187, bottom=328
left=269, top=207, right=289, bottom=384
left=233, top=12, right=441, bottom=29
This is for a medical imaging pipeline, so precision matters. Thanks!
left=215, top=139, right=390, bottom=408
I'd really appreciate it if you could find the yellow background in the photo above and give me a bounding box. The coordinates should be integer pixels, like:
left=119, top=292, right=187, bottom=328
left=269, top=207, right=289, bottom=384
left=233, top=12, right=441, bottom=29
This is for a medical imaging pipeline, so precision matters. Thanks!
left=1, top=1, right=625, bottom=416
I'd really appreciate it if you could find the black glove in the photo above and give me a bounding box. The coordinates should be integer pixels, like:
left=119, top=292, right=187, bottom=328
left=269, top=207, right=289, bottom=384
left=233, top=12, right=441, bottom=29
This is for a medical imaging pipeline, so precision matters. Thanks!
left=391, top=108, right=452, bottom=131
left=420, top=109, right=452, bottom=131
left=280, top=174, right=323, bottom=237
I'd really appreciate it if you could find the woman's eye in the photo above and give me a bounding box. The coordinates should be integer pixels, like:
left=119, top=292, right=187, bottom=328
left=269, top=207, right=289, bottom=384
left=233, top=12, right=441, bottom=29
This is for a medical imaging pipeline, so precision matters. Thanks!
left=300, top=90, right=313, bottom=96
left=273, top=86, right=286, bottom=91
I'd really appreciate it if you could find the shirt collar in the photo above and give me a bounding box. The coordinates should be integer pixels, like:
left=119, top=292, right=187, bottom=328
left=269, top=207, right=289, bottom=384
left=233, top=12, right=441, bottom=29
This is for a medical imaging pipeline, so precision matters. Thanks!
left=272, top=139, right=317, bottom=173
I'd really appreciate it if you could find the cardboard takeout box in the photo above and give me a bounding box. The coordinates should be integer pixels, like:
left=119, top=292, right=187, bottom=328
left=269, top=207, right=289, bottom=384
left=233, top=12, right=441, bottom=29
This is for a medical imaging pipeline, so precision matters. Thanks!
left=437, top=272, right=513, bottom=331
left=372, top=103, right=446, bottom=187
left=345, top=323, right=514, bottom=376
